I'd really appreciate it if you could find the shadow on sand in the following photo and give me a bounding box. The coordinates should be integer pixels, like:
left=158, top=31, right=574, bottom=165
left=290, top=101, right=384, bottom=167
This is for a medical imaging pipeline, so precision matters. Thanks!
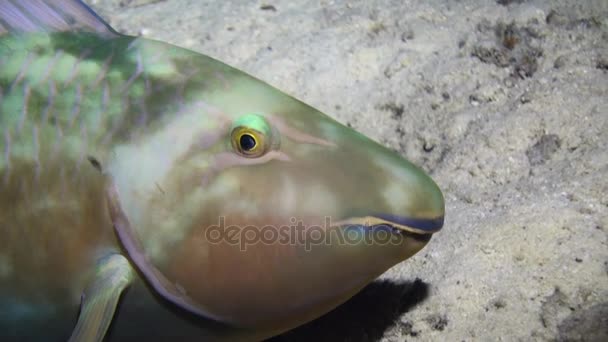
left=268, top=278, right=430, bottom=342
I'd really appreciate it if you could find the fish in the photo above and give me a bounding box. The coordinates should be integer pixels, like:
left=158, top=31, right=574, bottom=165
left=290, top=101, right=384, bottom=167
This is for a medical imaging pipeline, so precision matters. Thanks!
left=0, top=0, right=445, bottom=341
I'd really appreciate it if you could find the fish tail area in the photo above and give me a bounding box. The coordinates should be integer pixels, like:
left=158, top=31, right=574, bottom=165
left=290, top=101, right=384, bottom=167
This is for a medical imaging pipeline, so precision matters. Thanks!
left=0, top=0, right=118, bottom=37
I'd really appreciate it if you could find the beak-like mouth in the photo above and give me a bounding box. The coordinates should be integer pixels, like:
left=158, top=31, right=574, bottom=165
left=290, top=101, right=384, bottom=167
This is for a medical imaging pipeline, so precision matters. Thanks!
left=334, top=214, right=444, bottom=235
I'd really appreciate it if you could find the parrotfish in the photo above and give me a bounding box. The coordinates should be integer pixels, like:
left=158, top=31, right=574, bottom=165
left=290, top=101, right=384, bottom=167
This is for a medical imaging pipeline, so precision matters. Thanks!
left=0, top=0, right=445, bottom=341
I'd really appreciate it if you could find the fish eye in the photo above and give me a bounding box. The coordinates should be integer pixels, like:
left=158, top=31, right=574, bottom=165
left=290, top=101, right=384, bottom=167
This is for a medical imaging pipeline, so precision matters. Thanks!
left=232, top=129, right=264, bottom=157
left=230, top=114, right=274, bottom=158
left=239, top=133, right=257, bottom=151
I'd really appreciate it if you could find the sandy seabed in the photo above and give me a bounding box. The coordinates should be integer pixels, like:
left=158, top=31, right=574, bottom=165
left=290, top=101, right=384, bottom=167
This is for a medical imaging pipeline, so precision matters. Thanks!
left=93, top=0, right=607, bottom=341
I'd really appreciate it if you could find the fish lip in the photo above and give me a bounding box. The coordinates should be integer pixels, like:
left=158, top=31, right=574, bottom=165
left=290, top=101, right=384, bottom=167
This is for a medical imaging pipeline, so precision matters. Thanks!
left=334, top=214, right=444, bottom=235
left=372, top=213, right=444, bottom=234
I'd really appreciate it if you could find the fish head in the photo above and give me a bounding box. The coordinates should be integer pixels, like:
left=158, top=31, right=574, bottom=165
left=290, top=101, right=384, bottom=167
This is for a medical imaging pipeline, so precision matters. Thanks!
left=109, top=42, right=444, bottom=333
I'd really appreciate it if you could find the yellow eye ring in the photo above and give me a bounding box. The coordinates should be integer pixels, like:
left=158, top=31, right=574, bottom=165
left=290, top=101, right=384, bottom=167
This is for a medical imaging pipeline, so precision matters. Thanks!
left=231, top=127, right=266, bottom=157
left=230, top=114, right=277, bottom=158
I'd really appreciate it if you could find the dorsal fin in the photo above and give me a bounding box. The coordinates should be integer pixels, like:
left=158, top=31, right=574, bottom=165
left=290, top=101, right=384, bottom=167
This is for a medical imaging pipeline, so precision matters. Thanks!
left=0, top=0, right=119, bottom=38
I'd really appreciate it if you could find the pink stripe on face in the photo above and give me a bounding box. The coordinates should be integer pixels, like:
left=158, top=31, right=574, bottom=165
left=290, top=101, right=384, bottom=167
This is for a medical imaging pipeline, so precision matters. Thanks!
left=200, top=150, right=290, bottom=187
left=268, top=115, right=336, bottom=147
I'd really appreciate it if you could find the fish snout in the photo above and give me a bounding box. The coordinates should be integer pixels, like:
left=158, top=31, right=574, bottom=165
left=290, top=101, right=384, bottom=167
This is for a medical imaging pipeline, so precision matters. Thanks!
left=365, top=148, right=445, bottom=237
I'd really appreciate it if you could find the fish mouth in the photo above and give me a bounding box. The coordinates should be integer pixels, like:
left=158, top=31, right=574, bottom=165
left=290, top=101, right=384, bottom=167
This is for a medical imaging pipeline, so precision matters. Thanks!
left=371, top=213, right=444, bottom=233
left=334, top=214, right=444, bottom=236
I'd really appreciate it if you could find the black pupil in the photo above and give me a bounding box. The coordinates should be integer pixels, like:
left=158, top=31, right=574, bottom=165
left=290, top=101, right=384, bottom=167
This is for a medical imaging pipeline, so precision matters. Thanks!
left=240, top=134, right=257, bottom=151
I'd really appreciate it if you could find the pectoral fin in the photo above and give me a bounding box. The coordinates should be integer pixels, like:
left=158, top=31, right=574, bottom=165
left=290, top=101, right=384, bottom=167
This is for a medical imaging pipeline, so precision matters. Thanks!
left=69, top=254, right=135, bottom=342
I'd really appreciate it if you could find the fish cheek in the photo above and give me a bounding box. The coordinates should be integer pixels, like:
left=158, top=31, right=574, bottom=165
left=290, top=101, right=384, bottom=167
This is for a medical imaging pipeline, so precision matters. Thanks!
left=159, top=160, right=351, bottom=325
left=162, top=213, right=296, bottom=325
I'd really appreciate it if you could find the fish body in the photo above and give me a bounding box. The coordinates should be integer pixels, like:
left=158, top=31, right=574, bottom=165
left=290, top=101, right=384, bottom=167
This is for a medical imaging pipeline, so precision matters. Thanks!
left=0, top=1, right=445, bottom=341
left=0, top=31, right=237, bottom=341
